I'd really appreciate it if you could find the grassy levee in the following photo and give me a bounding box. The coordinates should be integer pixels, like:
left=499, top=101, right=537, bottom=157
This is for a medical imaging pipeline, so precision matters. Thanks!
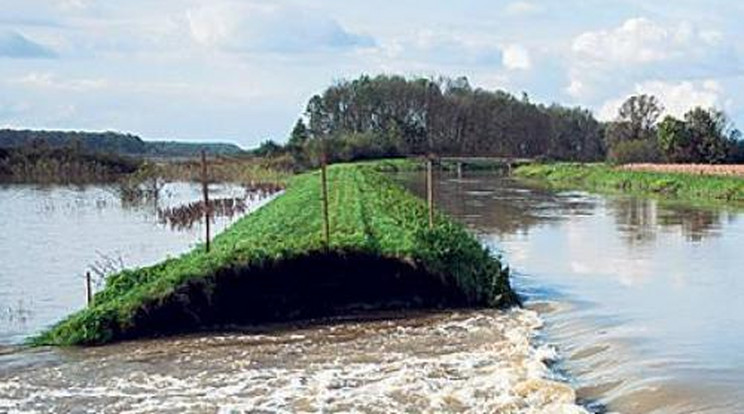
left=34, top=162, right=517, bottom=346
left=515, top=163, right=744, bottom=203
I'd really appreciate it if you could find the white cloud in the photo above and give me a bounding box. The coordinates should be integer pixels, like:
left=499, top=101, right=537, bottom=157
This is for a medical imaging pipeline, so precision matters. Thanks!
left=376, top=30, right=503, bottom=66
left=572, top=18, right=721, bottom=65
left=566, top=16, right=738, bottom=106
left=505, top=1, right=544, bottom=16
left=185, top=2, right=374, bottom=54
left=502, top=44, right=531, bottom=70
left=565, top=79, right=587, bottom=98
left=597, top=80, right=722, bottom=121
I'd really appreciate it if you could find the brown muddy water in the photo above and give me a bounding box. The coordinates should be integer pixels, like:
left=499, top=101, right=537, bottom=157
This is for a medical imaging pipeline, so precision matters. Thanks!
left=1, top=171, right=742, bottom=413
left=0, top=310, right=584, bottom=413
left=399, top=171, right=744, bottom=414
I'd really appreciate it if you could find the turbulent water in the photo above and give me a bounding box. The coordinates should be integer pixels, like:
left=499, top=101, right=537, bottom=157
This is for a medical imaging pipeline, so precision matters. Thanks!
left=0, top=311, right=586, bottom=413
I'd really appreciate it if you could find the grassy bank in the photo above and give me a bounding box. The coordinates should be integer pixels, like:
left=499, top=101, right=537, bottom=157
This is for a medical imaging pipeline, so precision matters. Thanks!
left=515, top=163, right=744, bottom=203
left=35, top=162, right=516, bottom=346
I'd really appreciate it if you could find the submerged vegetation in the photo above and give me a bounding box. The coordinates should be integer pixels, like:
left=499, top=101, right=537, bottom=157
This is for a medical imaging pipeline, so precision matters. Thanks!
left=34, top=162, right=517, bottom=346
left=515, top=163, right=744, bottom=203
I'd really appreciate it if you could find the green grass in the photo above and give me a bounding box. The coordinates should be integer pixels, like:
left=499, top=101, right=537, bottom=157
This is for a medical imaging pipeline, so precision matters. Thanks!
left=34, top=162, right=516, bottom=346
left=515, top=163, right=744, bottom=203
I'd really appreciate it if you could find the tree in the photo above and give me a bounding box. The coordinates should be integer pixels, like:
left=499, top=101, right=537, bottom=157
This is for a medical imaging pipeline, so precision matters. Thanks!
left=253, top=140, right=283, bottom=157
left=657, top=108, right=740, bottom=164
left=287, top=119, right=311, bottom=168
left=658, top=116, right=694, bottom=162
left=288, top=119, right=309, bottom=147
left=606, top=94, right=663, bottom=146
left=683, top=107, right=736, bottom=164
left=300, top=74, right=605, bottom=161
left=605, top=94, right=664, bottom=163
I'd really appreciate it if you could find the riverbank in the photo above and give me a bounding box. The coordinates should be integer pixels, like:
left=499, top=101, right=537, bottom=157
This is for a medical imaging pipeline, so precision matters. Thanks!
left=34, top=162, right=517, bottom=346
left=515, top=163, right=744, bottom=203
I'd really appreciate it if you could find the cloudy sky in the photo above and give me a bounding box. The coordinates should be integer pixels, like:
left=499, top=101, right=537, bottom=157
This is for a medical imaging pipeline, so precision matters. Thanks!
left=1, top=0, right=743, bottom=148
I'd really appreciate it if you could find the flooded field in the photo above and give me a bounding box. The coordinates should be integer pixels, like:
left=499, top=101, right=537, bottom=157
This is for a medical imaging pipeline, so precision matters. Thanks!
left=0, top=182, right=259, bottom=344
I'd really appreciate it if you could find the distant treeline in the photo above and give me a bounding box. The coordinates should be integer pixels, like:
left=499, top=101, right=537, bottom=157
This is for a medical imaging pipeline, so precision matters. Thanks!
left=0, top=129, right=245, bottom=158
left=0, top=144, right=142, bottom=184
left=255, top=74, right=743, bottom=166
left=0, top=129, right=247, bottom=183
left=257, top=75, right=605, bottom=165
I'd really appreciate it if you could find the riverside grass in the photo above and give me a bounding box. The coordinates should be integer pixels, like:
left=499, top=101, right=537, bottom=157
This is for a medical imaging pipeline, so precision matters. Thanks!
left=515, top=163, right=744, bottom=203
left=35, top=162, right=516, bottom=346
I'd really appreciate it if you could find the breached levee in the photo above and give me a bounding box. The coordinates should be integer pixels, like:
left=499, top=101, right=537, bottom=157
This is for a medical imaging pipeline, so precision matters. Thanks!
left=34, top=162, right=519, bottom=346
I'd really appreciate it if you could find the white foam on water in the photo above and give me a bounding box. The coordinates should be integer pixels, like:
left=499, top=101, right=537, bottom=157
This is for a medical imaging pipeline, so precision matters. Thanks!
left=0, top=309, right=589, bottom=413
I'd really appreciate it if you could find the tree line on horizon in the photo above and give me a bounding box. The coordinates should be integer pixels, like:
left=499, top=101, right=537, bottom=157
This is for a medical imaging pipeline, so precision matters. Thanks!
left=255, top=74, right=743, bottom=167
left=0, top=129, right=244, bottom=158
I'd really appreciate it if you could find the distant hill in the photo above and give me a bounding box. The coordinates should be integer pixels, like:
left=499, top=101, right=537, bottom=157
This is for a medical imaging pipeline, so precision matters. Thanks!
left=0, top=129, right=245, bottom=158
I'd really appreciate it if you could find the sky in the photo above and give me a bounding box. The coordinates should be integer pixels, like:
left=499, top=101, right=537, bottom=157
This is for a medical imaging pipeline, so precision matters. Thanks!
left=1, top=0, right=743, bottom=149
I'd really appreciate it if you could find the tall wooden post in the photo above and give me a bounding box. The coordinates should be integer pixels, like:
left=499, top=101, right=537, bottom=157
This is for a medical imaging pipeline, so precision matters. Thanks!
left=85, top=271, right=92, bottom=306
left=321, top=153, right=330, bottom=247
left=201, top=150, right=211, bottom=253
left=427, top=157, right=434, bottom=229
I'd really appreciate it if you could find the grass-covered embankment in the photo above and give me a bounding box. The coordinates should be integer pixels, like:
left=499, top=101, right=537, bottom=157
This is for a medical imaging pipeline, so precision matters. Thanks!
left=515, top=163, right=744, bottom=203
left=35, top=162, right=517, bottom=346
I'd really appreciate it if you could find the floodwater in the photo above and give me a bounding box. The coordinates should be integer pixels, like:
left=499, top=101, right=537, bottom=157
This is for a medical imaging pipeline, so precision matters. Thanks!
left=0, top=182, right=256, bottom=345
left=0, top=310, right=584, bottom=413
left=1, top=171, right=742, bottom=413
left=0, top=178, right=587, bottom=413
left=400, top=171, right=744, bottom=413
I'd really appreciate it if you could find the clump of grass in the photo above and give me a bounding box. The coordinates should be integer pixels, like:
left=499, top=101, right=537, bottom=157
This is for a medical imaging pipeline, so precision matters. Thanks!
left=515, top=162, right=744, bottom=203
left=33, top=162, right=517, bottom=346
left=156, top=156, right=291, bottom=186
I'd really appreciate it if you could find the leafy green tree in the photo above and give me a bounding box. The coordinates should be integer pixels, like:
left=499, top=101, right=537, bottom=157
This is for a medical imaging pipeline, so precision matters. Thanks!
left=658, top=116, right=694, bottom=162
left=606, top=94, right=663, bottom=147
left=683, top=107, right=737, bottom=164
left=301, top=74, right=606, bottom=161
left=288, top=119, right=309, bottom=147
left=656, top=108, right=740, bottom=164
left=253, top=140, right=284, bottom=157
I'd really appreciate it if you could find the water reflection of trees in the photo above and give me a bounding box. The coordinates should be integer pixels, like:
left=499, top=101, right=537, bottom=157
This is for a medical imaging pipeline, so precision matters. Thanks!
left=607, top=197, right=729, bottom=243
left=395, top=171, right=735, bottom=244
left=397, top=172, right=592, bottom=236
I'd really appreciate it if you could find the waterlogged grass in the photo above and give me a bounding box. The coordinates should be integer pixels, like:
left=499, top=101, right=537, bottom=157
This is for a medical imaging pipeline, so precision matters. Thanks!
left=515, top=163, right=744, bottom=203
left=34, top=162, right=516, bottom=346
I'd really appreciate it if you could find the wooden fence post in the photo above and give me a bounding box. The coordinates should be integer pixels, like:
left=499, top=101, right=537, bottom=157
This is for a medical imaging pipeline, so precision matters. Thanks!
left=321, top=154, right=330, bottom=247
left=201, top=150, right=211, bottom=253
left=427, top=157, right=434, bottom=229
left=85, top=271, right=92, bottom=306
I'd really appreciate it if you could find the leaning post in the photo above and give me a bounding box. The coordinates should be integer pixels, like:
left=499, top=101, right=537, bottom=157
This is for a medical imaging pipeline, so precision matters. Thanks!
left=201, top=149, right=211, bottom=253
left=427, top=155, right=434, bottom=229
left=321, top=152, right=331, bottom=248
left=85, top=271, right=92, bottom=306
